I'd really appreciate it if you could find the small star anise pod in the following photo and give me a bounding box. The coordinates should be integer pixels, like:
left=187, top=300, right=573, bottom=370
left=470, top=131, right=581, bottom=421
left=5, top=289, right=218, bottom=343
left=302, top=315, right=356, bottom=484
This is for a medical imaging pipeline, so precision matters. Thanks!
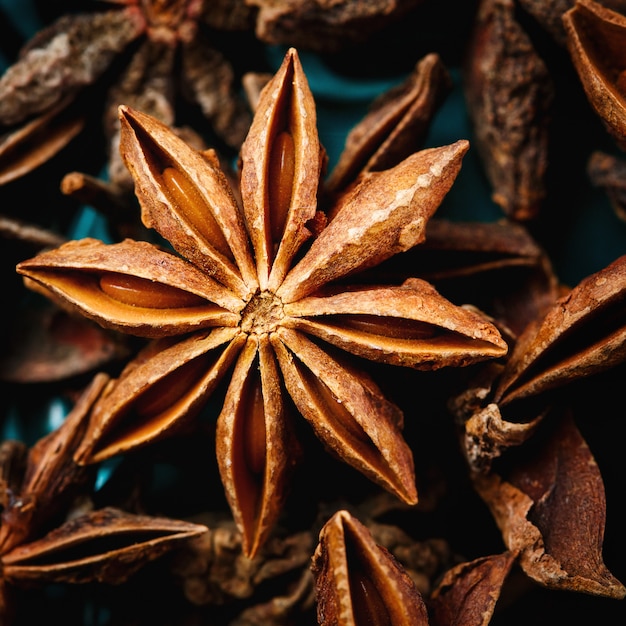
left=311, top=509, right=429, bottom=625
left=16, top=48, right=508, bottom=558
left=463, top=0, right=554, bottom=221
left=0, top=0, right=254, bottom=214
left=0, top=374, right=208, bottom=623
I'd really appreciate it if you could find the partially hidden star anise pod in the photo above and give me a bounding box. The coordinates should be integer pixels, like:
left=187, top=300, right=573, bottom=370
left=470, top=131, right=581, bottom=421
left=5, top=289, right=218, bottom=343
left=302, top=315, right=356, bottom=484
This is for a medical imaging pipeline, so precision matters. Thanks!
left=563, top=0, right=626, bottom=149
left=0, top=373, right=208, bottom=623
left=2, top=506, right=208, bottom=586
left=429, top=551, right=517, bottom=626
left=463, top=0, right=554, bottom=220
left=248, top=0, right=425, bottom=54
left=472, top=411, right=626, bottom=598
left=452, top=253, right=626, bottom=471
left=311, top=509, right=429, bottom=625
left=16, top=48, right=508, bottom=558
left=324, top=52, right=453, bottom=199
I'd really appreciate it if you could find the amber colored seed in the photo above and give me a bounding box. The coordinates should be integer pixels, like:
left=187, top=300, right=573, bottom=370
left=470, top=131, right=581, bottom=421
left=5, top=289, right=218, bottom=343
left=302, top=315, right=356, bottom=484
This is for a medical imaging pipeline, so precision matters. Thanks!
left=268, top=131, right=295, bottom=243
left=243, top=377, right=267, bottom=476
left=100, top=273, right=208, bottom=309
left=135, top=357, right=208, bottom=418
left=338, top=314, right=438, bottom=340
left=349, top=568, right=390, bottom=626
left=161, top=166, right=233, bottom=259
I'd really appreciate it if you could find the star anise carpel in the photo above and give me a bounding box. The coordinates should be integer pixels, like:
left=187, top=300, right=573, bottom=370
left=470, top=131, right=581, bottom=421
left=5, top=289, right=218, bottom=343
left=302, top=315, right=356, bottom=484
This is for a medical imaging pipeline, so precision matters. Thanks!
left=16, top=47, right=508, bottom=559
left=0, top=374, right=208, bottom=623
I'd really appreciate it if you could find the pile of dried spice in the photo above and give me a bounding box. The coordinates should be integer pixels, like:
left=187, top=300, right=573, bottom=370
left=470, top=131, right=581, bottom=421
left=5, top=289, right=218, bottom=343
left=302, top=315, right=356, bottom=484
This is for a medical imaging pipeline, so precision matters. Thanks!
left=1, top=0, right=626, bottom=624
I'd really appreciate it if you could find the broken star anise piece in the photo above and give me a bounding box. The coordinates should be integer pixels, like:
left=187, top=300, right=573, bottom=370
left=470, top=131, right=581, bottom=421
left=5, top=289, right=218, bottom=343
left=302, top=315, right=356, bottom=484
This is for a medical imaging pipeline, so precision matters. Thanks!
left=311, top=509, right=429, bottom=626
left=563, top=0, right=626, bottom=149
left=472, top=410, right=626, bottom=598
left=17, top=48, right=508, bottom=558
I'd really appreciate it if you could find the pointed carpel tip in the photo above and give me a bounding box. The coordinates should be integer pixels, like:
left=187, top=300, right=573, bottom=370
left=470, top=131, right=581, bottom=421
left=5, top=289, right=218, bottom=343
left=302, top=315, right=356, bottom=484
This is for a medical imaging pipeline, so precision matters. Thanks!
left=453, top=138, right=470, bottom=156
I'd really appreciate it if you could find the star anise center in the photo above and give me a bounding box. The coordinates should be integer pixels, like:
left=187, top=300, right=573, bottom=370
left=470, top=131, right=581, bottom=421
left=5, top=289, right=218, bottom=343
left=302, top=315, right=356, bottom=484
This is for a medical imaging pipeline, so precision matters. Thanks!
left=240, top=291, right=285, bottom=335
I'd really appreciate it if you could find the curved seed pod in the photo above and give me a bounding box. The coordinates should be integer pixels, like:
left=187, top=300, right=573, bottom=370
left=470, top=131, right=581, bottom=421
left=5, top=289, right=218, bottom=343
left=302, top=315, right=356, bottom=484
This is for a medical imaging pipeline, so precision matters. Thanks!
left=473, top=412, right=626, bottom=598
left=75, top=329, right=244, bottom=464
left=277, top=140, right=469, bottom=303
left=0, top=373, right=109, bottom=554
left=563, top=0, right=626, bottom=149
left=16, top=238, right=243, bottom=337
left=311, top=509, right=429, bottom=626
left=325, top=52, right=453, bottom=197
left=240, top=47, right=323, bottom=291
left=430, top=551, right=517, bottom=626
left=2, top=507, right=208, bottom=585
left=272, top=328, right=417, bottom=505
left=494, top=254, right=626, bottom=405
left=0, top=9, right=146, bottom=126
left=284, top=278, right=508, bottom=368
left=463, top=0, right=553, bottom=220
left=118, top=104, right=258, bottom=298
left=216, top=335, right=299, bottom=558
left=0, top=99, right=84, bottom=185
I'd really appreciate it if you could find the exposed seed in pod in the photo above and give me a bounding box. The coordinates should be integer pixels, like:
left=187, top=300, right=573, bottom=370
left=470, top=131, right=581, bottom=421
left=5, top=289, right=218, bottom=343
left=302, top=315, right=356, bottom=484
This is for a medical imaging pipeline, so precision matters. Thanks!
left=100, top=273, right=208, bottom=308
left=335, top=314, right=439, bottom=340
left=242, top=376, right=267, bottom=476
left=268, top=130, right=295, bottom=243
left=162, top=166, right=233, bottom=259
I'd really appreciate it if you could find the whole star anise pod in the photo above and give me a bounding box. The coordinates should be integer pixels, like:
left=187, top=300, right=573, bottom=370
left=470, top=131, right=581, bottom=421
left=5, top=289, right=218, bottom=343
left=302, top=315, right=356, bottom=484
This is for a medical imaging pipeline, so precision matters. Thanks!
left=16, top=48, right=508, bottom=558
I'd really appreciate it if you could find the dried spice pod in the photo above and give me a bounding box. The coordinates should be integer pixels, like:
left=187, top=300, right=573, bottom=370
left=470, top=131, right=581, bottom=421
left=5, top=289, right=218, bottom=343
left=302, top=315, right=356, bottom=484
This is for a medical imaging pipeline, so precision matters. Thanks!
left=472, top=411, right=626, bottom=598
left=493, top=253, right=626, bottom=406
left=0, top=375, right=198, bottom=623
left=0, top=374, right=109, bottom=555
left=463, top=0, right=554, bottom=220
left=2, top=506, right=208, bottom=585
left=563, top=0, right=626, bottom=149
left=518, top=0, right=626, bottom=45
left=452, top=253, right=626, bottom=471
left=249, top=0, right=425, bottom=53
left=0, top=0, right=252, bottom=203
left=429, top=551, right=517, bottom=626
left=17, top=48, right=508, bottom=558
left=325, top=52, right=453, bottom=197
left=380, top=218, right=560, bottom=338
left=311, top=509, right=429, bottom=625
left=0, top=98, right=84, bottom=186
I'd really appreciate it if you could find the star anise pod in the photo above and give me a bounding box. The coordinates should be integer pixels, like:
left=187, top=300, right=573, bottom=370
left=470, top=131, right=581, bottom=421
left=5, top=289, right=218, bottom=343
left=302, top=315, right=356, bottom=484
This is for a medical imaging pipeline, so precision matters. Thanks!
left=448, top=254, right=626, bottom=602
left=452, top=253, right=626, bottom=472
left=248, top=0, right=426, bottom=54
left=563, top=0, right=626, bottom=150
left=0, top=0, right=255, bottom=217
left=311, top=509, right=429, bottom=625
left=0, top=373, right=208, bottom=623
left=16, top=48, right=508, bottom=558
left=463, top=0, right=555, bottom=221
